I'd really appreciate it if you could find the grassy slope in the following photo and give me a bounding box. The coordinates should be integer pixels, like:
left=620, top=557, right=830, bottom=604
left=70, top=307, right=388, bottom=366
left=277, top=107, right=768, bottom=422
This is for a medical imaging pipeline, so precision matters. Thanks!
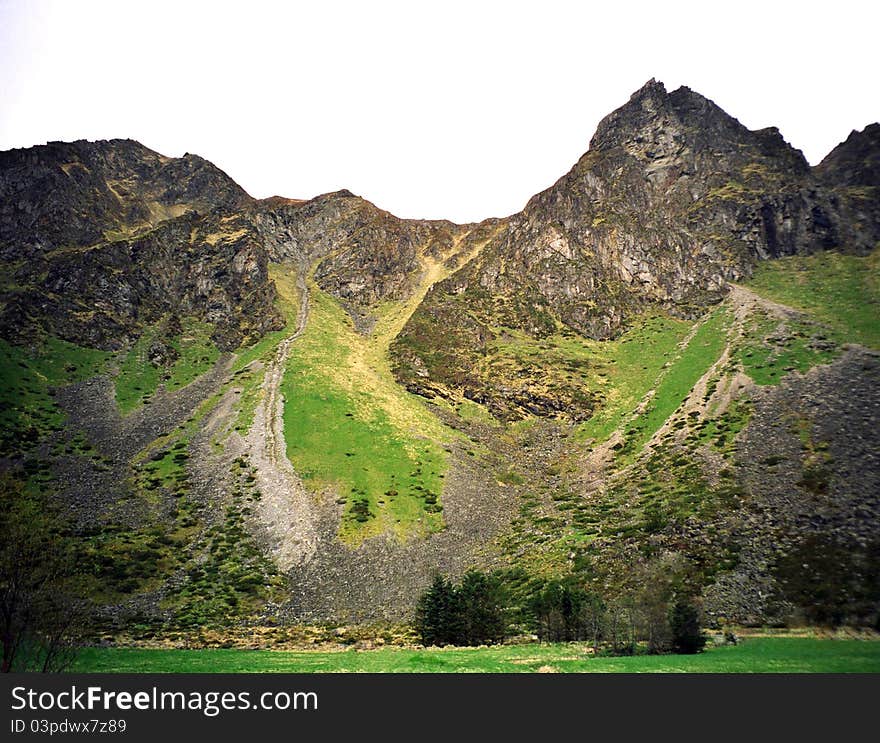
left=744, top=248, right=880, bottom=349
left=585, top=248, right=879, bottom=458
left=578, top=247, right=878, bottom=460
left=734, top=312, right=839, bottom=386
left=72, top=638, right=880, bottom=673
left=574, top=316, right=691, bottom=442
left=0, top=336, right=112, bottom=453
left=115, top=317, right=219, bottom=414
left=279, top=261, right=458, bottom=544
left=618, top=307, right=730, bottom=456
left=492, top=250, right=878, bottom=582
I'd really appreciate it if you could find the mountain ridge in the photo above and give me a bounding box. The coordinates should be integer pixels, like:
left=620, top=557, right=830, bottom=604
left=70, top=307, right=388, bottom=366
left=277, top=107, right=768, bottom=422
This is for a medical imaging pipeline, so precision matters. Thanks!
left=1, top=80, right=878, bottom=632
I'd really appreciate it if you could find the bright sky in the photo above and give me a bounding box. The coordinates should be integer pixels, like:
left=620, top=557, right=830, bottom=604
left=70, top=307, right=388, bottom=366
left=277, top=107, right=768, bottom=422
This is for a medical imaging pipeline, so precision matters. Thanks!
left=1, top=0, right=877, bottom=222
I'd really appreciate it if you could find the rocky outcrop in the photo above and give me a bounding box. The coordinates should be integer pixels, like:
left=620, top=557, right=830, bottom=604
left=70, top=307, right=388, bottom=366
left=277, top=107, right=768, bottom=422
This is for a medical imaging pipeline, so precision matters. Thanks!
left=0, top=139, right=271, bottom=349
left=0, top=139, right=464, bottom=350
left=814, top=123, right=880, bottom=247
left=1, top=210, right=281, bottom=350
left=0, top=138, right=251, bottom=259
left=458, top=80, right=869, bottom=334
left=248, top=191, right=464, bottom=329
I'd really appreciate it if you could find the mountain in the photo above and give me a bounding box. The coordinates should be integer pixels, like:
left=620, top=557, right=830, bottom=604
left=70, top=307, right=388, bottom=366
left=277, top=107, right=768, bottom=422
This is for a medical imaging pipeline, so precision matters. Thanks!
left=0, top=138, right=251, bottom=257
left=392, top=80, right=873, bottom=419
left=0, top=139, right=276, bottom=349
left=1, top=81, right=878, bottom=636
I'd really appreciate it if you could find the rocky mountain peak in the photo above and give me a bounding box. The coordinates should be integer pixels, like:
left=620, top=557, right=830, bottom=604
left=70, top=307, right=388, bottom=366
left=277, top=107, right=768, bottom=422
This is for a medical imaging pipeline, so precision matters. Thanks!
left=0, top=138, right=251, bottom=258
left=815, top=122, right=880, bottom=187
left=813, top=122, right=880, bottom=244
left=589, top=79, right=809, bottom=176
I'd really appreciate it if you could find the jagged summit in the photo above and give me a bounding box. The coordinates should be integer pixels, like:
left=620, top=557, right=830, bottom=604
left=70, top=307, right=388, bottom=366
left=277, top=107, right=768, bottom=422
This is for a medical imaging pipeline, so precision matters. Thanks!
left=816, top=122, right=880, bottom=186
left=0, top=138, right=251, bottom=258
left=590, top=79, right=809, bottom=176
left=395, top=77, right=867, bottom=373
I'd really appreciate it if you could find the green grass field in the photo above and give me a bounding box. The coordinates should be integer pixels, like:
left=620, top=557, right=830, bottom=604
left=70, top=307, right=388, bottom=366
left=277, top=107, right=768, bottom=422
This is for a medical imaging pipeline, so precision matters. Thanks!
left=72, top=638, right=880, bottom=673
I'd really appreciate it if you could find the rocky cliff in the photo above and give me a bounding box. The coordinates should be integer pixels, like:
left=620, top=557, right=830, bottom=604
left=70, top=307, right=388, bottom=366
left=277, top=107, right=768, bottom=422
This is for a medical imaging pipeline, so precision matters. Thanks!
left=0, top=138, right=251, bottom=258
left=0, top=142, right=471, bottom=348
left=815, top=122, right=880, bottom=244
left=0, top=139, right=274, bottom=349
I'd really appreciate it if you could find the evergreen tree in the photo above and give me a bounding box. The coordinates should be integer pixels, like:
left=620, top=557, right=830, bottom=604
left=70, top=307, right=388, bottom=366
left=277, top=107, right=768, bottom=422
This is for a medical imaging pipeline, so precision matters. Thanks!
left=669, top=597, right=706, bottom=654
left=415, top=571, right=506, bottom=646
left=456, top=570, right=506, bottom=646
left=415, top=575, right=457, bottom=646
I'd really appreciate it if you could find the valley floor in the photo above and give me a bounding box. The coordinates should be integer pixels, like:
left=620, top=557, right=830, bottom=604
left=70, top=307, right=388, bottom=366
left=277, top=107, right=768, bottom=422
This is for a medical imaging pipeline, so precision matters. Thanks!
left=72, top=637, right=880, bottom=673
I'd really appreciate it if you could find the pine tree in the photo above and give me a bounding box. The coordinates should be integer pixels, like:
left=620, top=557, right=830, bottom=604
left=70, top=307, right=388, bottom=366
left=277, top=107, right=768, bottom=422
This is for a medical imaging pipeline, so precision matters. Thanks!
left=456, top=570, right=506, bottom=645
left=669, top=597, right=707, bottom=654
left=415, top=575, right=457, bottom=646
left=415, top=571, right=506, bottom=646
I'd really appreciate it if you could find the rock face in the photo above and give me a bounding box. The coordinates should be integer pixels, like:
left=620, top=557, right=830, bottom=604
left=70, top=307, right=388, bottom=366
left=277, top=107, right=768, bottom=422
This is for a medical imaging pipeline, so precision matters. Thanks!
left=392, top=80, right=877, bottom=403
left=0, top=139, right=274, bottom=349
left=462, top=80, right=869, bottom=333
left=1, top=210, right=282, bottom=350
left=0, top=139, right=461, bottom=349
left=0, top=138, right=251, bottom=258
left=247, top=191, right=464, bottom=330
left=815, top=123, right=880, bottom=246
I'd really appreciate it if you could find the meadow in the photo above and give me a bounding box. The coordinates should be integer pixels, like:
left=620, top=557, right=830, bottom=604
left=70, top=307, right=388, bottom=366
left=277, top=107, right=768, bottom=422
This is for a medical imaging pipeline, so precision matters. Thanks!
left=72, top=638, right=880, bottom=674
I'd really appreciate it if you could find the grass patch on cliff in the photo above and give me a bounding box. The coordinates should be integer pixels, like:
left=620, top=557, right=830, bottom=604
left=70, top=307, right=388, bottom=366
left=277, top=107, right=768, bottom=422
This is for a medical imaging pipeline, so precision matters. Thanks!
left=735, top=313, right=838, bottom=386
left=744, top=248, right=880, bottom=349
left=115, top=317, right=219, bottom=414
left=73, top=637, right=880, bottom=673
left=575, top=315, right=692, bottom=444
left=0, top=336, right=112, bottom=453
left=281, top=273, right=453, bottom=544
left=618, top=307, right=731, bottom=458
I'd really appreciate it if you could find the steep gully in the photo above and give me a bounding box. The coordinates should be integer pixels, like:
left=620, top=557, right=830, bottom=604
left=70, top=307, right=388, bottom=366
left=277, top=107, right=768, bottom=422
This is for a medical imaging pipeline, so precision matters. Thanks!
left=243, top=262, right=327, bottom=570
left=241, top=228, right=527, bottom=621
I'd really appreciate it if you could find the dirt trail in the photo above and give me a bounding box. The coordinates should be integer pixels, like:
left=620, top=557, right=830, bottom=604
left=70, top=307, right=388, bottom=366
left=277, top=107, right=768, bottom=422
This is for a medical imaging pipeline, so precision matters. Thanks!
left=245, top=262, right=330, bottom=570
left=726, top=283, right=803, bottom=323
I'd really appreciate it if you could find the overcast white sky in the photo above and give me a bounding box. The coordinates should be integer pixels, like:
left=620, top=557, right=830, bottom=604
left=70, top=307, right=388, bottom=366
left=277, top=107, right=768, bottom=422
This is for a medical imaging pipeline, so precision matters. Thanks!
left=1, top=0, right=877, bottom=222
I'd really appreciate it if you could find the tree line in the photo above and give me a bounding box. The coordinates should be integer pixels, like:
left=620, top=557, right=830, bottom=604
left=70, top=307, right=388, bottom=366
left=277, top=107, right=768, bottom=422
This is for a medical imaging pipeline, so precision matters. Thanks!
left=415, top=569, right=707, bottom=655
